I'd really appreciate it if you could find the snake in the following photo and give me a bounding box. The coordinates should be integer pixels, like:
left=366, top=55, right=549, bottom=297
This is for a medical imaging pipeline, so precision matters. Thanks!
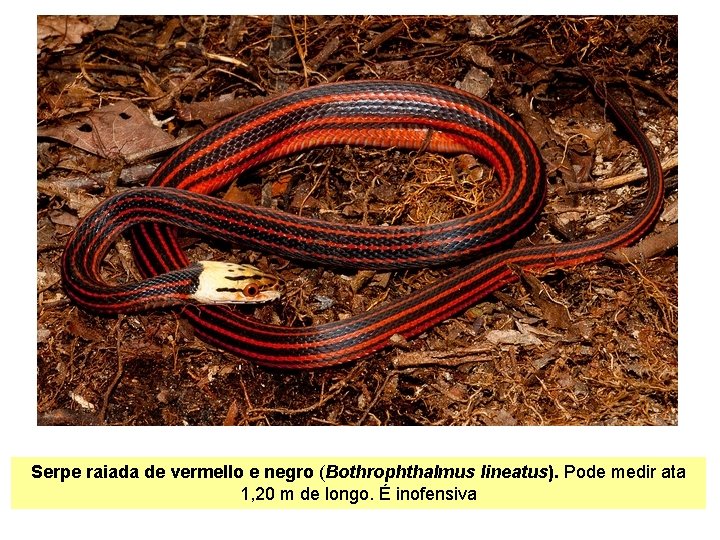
left=61, top=79, right=664, bottom=368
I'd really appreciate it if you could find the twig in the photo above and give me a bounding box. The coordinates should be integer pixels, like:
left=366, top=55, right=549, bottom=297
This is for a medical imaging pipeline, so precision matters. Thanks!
left=392, top=344, right=496, bottom=368
left=606, top=222, right=678, bottom=263
left=122, top=134, right=194, bottom=165
left=355, top=371, right=397, bottom=425
left=307, top=35, right=340, bottom=72
left=38, top=163, right=158, bottom=191
left=246, top=363, right=364, bottom=419
left=361, top=20, right=406, bottom=53
left=566, top=154, right=677, bottom=193
left=288, top=16, right=310, bottom=86
left=99, top=317, right=126, bottom=424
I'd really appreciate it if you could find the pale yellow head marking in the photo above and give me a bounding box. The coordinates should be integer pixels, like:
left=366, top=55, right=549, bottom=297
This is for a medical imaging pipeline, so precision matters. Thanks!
left=193, top=261, right=281, bottom=304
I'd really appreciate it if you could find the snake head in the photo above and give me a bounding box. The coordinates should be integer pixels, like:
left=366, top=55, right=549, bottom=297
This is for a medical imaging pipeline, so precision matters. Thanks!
left=192, top=261, right=281, bottom=304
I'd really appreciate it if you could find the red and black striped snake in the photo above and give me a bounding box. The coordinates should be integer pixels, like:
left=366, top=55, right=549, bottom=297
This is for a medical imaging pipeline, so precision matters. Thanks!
left=61, top=79, right=664, bottom=368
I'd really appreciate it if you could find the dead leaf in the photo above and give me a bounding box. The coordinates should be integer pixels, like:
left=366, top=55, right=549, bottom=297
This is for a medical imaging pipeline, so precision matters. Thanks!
left=67, top=313, right=106, bottom=342
left=455, top=67, right=493, bottom=98
left=177, top=96, right=267, bottom=126
left=223, top=183, right=261, bottom=205
left=515, top=267, right=573, bottom=329
left=69, top=392, right=96, bottom=410
left=38, top=101, right=174, bottom=159
left=47, top=209, right=80, bottom=228
left=485, top=329, right=542, bottom=346
left=348, top=270, right=377, bottom=293
left=486, top=409, right=518, bottom=426
left=223, top=400, right=240, bottom=426
left=458, top=44, right=497, bottom=69
left=37, top=16, right=119, bottom=53
left=271, top=175, right=293, bottom=198
left=37, top=324, right=52, bottom=344
left=38, top=180, right=102, bottom=218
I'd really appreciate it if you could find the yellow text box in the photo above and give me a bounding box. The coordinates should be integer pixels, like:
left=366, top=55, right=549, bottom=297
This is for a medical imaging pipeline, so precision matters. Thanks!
left=12, top=457, right=705, bottom=509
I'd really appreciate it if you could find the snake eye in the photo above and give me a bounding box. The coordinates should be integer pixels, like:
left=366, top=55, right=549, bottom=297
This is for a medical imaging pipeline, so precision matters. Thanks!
left=243, top=283, right=259, bottom=298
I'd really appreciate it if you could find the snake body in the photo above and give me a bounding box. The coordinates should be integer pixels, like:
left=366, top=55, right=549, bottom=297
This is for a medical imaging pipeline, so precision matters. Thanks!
left=62, top=80, right=664, bottom=368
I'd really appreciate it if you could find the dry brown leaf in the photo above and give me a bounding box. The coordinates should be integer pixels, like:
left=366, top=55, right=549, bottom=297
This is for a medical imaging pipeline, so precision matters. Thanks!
left=223, top=183, right=260, bottom=205
left=37, top=16, right=119, bottom=52
left=177, top=96, right=267, bottom=126
left=38, top=101, right=174, bottom=159
left=38, top=180, right=102, bottom=218
left=67, top=312, right=106, bottom=342
left=485, top=329, right=542, bottom=346
left=455, top=67, right=493, bottom=98
left=520, top=271, right=573, bottom=330
left=223, top=400, right=240, bottom=426
left=47, top=209, right=80, bottom=228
